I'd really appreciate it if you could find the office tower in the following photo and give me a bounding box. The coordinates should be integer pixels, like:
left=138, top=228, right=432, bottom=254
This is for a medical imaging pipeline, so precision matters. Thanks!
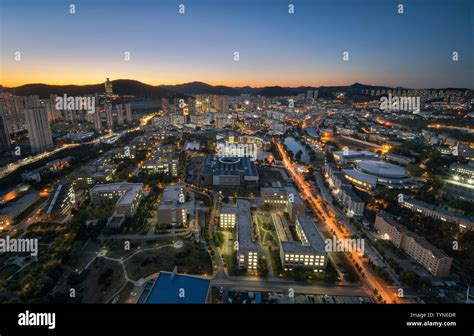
left=125, top=103, right=132, bottom=123
left=105, top=104, right=113, bottom=129
left=307, top=90, right=314, bottom=98
left=161, top=98, right=170, bottom=114
left=187, top=98, right=196, bottom=115
left=314, top=90, right=319, bottom=99
left=217, top=96, right=229, bottom=113
left=0, top=108, right=11, bottom=152
left=0, top=94, right=40, bottom=133
left=105, top=78, right=113, bottom=99
left=93, top=110, right=102, bottom=131
left=24, top=107, right=53, bottom=154
left=116, top=104, right=124, bottom=126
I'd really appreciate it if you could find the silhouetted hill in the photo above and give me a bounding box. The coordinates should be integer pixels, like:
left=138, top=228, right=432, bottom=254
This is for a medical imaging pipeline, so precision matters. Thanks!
left=160, top=81, right=242, bottom=96
left=4, top=80, right=186, bottom=99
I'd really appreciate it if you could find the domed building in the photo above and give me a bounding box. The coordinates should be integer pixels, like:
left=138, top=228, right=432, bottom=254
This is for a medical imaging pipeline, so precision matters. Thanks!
left=342, top=160, right=412, bottom=192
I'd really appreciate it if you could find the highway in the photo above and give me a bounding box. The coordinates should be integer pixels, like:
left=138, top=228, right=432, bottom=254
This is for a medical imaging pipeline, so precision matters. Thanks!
left=274, top=139, right=398, bottom=303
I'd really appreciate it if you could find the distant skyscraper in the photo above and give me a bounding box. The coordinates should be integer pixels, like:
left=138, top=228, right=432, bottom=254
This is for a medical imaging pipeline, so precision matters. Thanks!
left=116, top=104, right=124, bottom=126
left=24, top=107, right=53, bottom=154
left=307, top=90, right=314, bottom=98
left=0, top=108, right=11, bottom=152
left=93, top=110, right=102, bottom=131
left=125, top=103, right=132, bottom=123
left=105, top=78, right=113, bottom=99
left=314, top=90, right=319, bottom=99
left=105, top=104, right=113, bottom=129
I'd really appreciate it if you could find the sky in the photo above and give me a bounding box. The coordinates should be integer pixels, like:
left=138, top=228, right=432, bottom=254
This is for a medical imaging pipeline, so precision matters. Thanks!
left=0, top=0, right=473, bottom=88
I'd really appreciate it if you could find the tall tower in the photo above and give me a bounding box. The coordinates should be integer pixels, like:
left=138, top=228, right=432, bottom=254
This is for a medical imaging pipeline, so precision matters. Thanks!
left=125, top=103, right=132, bottom=123
left=105, top=104, right=113, bottom=129
left=116, top=104, right=124, bottom=126
left=24, top=107, right=53, bottom=154
left=105, top=78, right=113, bottom=99
left=93, top=110, right=102, bottom=131
left=0, top=107, right=11, bottom=153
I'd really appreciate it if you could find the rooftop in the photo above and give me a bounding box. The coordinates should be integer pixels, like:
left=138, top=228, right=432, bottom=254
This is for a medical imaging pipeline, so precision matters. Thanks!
left=280, top=216, right=327, bottom=255
left=90, top=182, right=143, bottom=206
left=236, top=199, right=258, bottom=252
left=144, top=271, right=210, bottom=304
left=158, top=184, right=186, bottom=210
left=0, top=192, right=39, bottom=216
left=357, top=160, right=408, bottom=179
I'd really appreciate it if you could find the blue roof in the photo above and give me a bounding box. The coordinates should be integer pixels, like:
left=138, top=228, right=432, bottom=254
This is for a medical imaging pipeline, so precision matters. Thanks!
left=145, top=272, right=210, bottom=304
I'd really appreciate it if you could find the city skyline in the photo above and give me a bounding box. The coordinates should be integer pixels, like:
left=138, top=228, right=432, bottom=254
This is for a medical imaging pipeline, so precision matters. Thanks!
left=1, top=0, right=473, bottom=88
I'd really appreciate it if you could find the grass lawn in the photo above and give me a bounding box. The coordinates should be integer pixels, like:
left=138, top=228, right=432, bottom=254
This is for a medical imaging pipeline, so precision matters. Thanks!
left=77, top=258, right=125, bottom=303
left=124, top=240, right=212, bottom=279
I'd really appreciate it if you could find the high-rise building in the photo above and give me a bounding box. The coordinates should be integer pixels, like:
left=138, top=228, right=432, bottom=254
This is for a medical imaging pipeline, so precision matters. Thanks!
left=105, top=78, right=113, bottom=99
left=93, top=110, right=102, bottom=131
left=116, top=104, right=124, bottom=126
left=125, top=103, right=132, bottom=123
left=24, top=107, right=53, bottom=154
left=105, top=104, right=113, bottom=129
left=0, top=108, right=11, bottom=152
left=0, top=94, right=40, bottom=133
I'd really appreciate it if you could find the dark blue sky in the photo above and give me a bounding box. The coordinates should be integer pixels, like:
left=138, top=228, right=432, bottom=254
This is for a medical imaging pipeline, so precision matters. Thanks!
left=1, top=0, right=473, bottom=88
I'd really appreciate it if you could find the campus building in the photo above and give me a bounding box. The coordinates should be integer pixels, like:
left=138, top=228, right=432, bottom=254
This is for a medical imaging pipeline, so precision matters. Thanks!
left=89, top=182, right=143, bottom=218
left=200, top=155, right=259, bottom=187
left=279, top=216, right=327, bottom=271
left=260, top=187, right=306, bottom=221
left=157, top=184, right=192, bottom=226
left=375, top=211, right=453, bottom=277
left=219, top=199, right=259, bottom=270
left=398, top=194, right=474, bottom=231
left=0, top=193, right=40, bottom=228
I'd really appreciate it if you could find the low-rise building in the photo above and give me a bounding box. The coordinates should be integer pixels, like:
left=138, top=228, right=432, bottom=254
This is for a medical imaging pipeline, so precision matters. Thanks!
left=337, top=186, right=365, bottom=217
left=233, top=199, right=259, bottom=270
left=0, top=192, right=40, bottom=228
left=260, top=187, right=305, bottom=221
left=443, top=162, right=474, bottom=203
left=219, top=204, right=238, bottom=229
left=142, top=158, right=179, bottom=177
left=157, top=184, right=192, bottom=226
left=90, top=182, right=143, bottom=218
left=375, top=211, right=453, bottom=277
left=200, top=155, right=259, bottom=187
left=398, top=194, right=474, bottom=231
left=45, top=183, right=75, bottom=218
left=279, top=216, right=327, bottom=271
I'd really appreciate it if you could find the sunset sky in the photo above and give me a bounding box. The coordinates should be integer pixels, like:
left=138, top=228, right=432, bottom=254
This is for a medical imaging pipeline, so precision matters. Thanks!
left=1, top=0, right=473, bottom=88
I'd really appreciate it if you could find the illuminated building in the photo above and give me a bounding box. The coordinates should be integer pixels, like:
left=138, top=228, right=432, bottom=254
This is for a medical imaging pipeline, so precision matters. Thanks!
left=0, top=193, right=40, bottom=227
left=279, top=216, right=327, bottom=271
left=375, top=212, right=452, bottom=277
left=90, top=182, right=143, bottom=217
left=157, top=184, right=190, bottom=226
left=443, top=162, right=474, bottom=203
left=24, top=107, right=53, bottom=154
left=398, top=194, right=474, bottom=231
left=234, top=199, right=259, bottom=271
left=260, top=187, right=305, bottom=221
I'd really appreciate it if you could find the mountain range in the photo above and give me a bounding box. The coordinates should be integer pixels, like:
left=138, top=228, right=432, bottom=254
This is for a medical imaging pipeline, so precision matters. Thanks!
left=0, top=80, right=468, bottom=100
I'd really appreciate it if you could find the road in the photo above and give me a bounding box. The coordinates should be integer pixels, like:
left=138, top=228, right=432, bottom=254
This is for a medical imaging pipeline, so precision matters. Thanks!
left=0, top=143, right=80, bottom=179
left=274, top=139, right=398, bottom=303
left=212, top=278, right=369, bottom=297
